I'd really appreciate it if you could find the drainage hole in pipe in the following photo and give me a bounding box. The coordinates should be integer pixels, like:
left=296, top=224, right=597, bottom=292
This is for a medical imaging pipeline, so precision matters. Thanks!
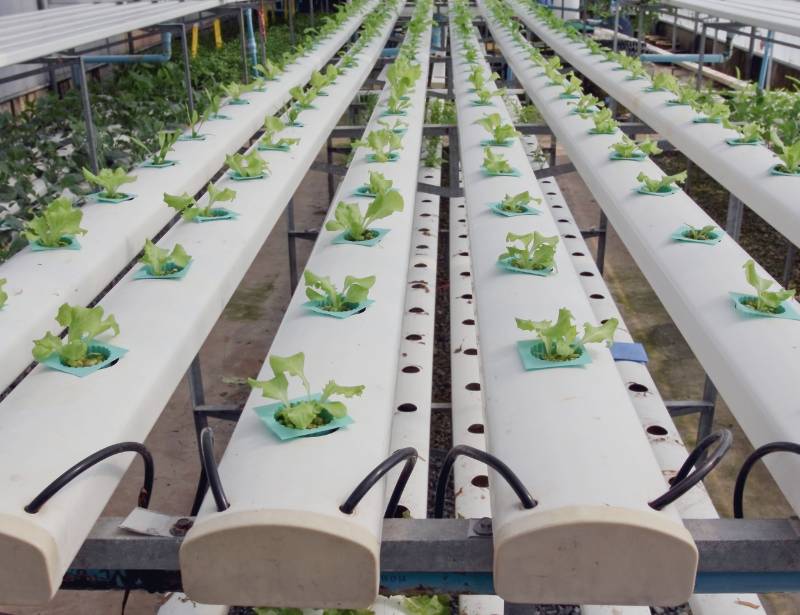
left=571, top=251, right=585, bottom=256
left=546, top=192, right=556, bottom=195
left=422, top=199, right=432, bottom=203
left=464, top=348, right=478, bottom=356
left=410, top=307, right=425, bottom=314
left=406, top=334, right=423, bottom=341
left=414, top=263, right=428, bottom=268
left=589, top=293, right=605, bottom=299
left=458, top=218, right=466, bottom=223
left=460, top=271, right=471, bottom=277
left=647, top=425, right=669, bottom=436
left=411, top=283, right=427, bottom=289
left=460, top=293, right=473, bottom=300
left=468, top=424, right=485, bottom=434
left=458, top=251, right=469, bottom=257
left=552, top=204, right=563, bottom=208
left=472, top=475, right=489, bottom=488
left=558, top=218, right=570, bottom=223
left=397, top=403, right=418, bottom=412
left=421, top=212, right=431, bottom=217
left=463, top=318, right=475, bottom=325
left=424, top=174, right=433, bottom=179
left=458, top=203, right=465, bottom=208
left=628, top=382, right=649, bottom=393
left=402, top=365, right=421, bottom=374
left=466, top=382, right=481, bottom=391
left=416, top=244, right=429, bottom=249
left=458, top=234, right=467, bottom=239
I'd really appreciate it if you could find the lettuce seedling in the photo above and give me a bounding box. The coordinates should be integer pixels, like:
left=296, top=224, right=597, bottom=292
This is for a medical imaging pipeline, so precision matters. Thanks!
left=734, top=122, right=763, bottom=144
left=499, top=191, right=540, bottom=213
left=248, top=352, right=364, bottom=430
left=24, top=196, right=87, bottom=248
left=360, top=170, right=395, bottom=196
left=290, top=85, right=318, bottom=109
left=310, top=65, right=339, bottom=92
left=463, top=47, right=479, bottom=64
left=325, top=191, right=404, bottom=241
left=304, top=270, right=376, bottom=311
left=473, top=87, right=503, bottom=105
left=741, top=259, right=795, bottom=313
left=609, top=135, right=662, bottom=158
left=468, top=65, right=486, bottom=91
left=32, top=303, right=120, bottom=367
left=254, top=60, right=282, bottom=80
left=165, top=182, right=236, bottom=221
left=500, top=230, right=558, bottom=271
left=0, top=279, right=6, bottom=310
left=695, top=101, right=731, bottom=125
left=378, top=117, right=409, bottom=133
left=482, top=148, right=514, bottom=174
left=221, top=82, right=253, bottom=103
left=203, top=88, right=226, bottom=118
left=385, top=92, right=411, bottom=115
left=82, top=167, right=136, bottom=199
left=561, top=72, right=583, bottom=96
left=185, top=104, right=209, bottom=139
left=650, top=72, right=678, bottom=92
left=572, top=93, right=603, bottom=115
left=585, top=39, right=604, bottom=55
left=683, top=224, right=718, bottom=241
left=518, top=103, right=541, bottom=123
left=544, top=66, right=566, bottom=86
left=627, top=63, right=649, bottom=80
left=226, top=151, right=268, bottom=178
left=387, top=58, right=421, bottom=98
left=475, top=113, right=519, bottom=145
left=590, top=108, right=618, bottom=134
left=770, top=128, right=800, bottom=174
left=260, top=116, right=299, bottom=149
left=637, top=170, right=687, bottom=193
left=139, top=239, right=191, bottom=276
left=286, top=106, right=302, bottom=126
left=354, top=128, right=403, bottom=162
left=132, top=129, right=181, bottom=165
left=403, top=595, right=451, bottom=615
left=669, top=86, right=701, bottom=106
left=515, top=308, right=618, bottom=361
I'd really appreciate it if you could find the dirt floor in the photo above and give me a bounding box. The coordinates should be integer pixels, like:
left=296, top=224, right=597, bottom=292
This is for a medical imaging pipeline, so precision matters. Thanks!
left=4, top=138, right=800, bottom=614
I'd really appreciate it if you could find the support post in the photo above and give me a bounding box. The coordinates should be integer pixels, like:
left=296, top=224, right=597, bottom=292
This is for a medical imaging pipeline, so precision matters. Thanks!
left=239, top=8, right=250, bottom=83
left=782, top=241, right=797, bottom=288
left=326, top=136, right=335, bottom=202
left=725, top=194, right=744, bottom=241
left=77, top=57, right=100, bottom=174
left=595, top=211, right=608, bottom=275
left=696, top=22, right=707, bottom=89
left=287, top=197, right=299, bottom=293
left=188, top=355, right=210, bottom=515
left=176, top=24, right=195, bottom=116
left=745, top=26, right=756, bottom=81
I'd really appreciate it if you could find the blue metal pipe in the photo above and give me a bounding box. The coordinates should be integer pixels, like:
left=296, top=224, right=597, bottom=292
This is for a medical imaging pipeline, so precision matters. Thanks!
left=82, top=31, right=172, bottom=64
left=244, top=9, right=259, bottom=75
left=640, top=52, right=726, bottom=64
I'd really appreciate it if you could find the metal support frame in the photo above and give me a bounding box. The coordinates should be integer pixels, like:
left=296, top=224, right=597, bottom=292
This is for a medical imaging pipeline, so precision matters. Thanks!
left=666, top=375, right=718, bottom=442
left=64, top=516, right=800, bottom=594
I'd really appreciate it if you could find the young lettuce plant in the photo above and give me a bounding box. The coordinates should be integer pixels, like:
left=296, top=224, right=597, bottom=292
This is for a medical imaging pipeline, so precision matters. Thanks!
left=221, top=82, right=253, bottom=103
left=185, top=104, right=209, bottom=140
left=165, top=182, right=236, bottom=221
left=473, top=87, right=503, bottom=106
left=500, top=231, right=558, bottom=272
left=248, top=352, right=364, bottom=430
left=304, top=270, right=376, bottom=312
left=386, top=58, right=421, bottom=98
left=260, top=116, right=299, bottom=151
left=32, top=303, right=120, bottom=367
left=378, top=117, right=409, bottom=134
left=203, top=88, right=228, bottom=119
left=385, top=91, right=411, bottom=115
left=731, top=122, right=763, bottom=145
left=325, top=191, right=404, bottom=242
left=609, top=135, right=662, bottom=159
left=355, top=128, right=403, bottom=163
left=482, top=148, right=515, bottom=175
left=139, top=239, right=191, bottom=276
left=132, top=129, right=181, bottom=166
left=290, top=85, right=318, bottom=109
left=356, top=170, right=396, bottom=197
left=769, top=129, right=800, bottom=175
left=0, top=279, right=6, bottom=310
left=498, top=191, right=540, bottom=214
left=310, top=65, right=338, bottom=93
left=649, top=72, right=678, bottom=92
left=637, top=170, right=687, bottom=194
left=226, top=151, right=268, bottom=179
left=475, top=113, right=519, bottom=145
left=589, top=108, right=618, bottom=134
left=682, top=224, right=718, bottom=241
left=561, top=73, right=583, bottom=97
left=516, top=308, right=618, bottom=362
left=572, top=93, right=603, bottom=115
left=82, top=167, right=136, bottom=200
left=740, top=259, right=796, bottom=313
left=24, top=196, right=87, bottom=248
left=694, top=101, right=732, bottom=125
left=669, top=86, right=701, bottom=106
left=403, top=596, right=451, bottom=615
left=254, top=59, right=282, bottom=80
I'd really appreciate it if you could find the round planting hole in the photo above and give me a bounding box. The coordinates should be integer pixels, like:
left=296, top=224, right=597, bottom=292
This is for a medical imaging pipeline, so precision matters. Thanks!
left=458, top=203, right=465, bottom=208
left=414, top=263, right=428, bottom=268
left=565, top=234, right=577, bottom=239
left=422, top=199, right=432, bottom=203
left=419, top=227, right=430, bottom=232
left=466, top=382, right=481, bottom=391
left=425, top=174, right=434, bottom=179
left=546, top=191, right=556, bottom=195
left=458, top=251, right=469, bottom=257
left=463, top=318, right=475, bottom=325
left=397, top=403, right=418, bottom=412
left=458, top=218, right=466, bottom=223
left=411, top=283, right=427, bottom=289
left=571, top=251, right=584, bottom=256
left=580, top=271, right=594, bottom=277
left=647, top=425, right=669, bottom=436
left=461, top=293, right=473, bottom=300
left=406, top=334, right=422, bottom=341
left=402, top=365, right=421, bottom=374
left=468, top=423, right=485, bottom=434
left=459, top=234, right=467, bottom=239
left=461, top=271, right=471, bottom=277
left=471, top=475, right=489, bottom=488
left=464, top=348, right=478, bottom=356
left=628, top=382, right=649, bottom=393
left=417, top=244, right=429, bottom=249
left=542, top=179, right=551, bottom=184
left=590, top=293, right=605, bottom=299
left=410, top=307, right=425, bottom=314
left=421, top=212, right=431, bottom=217
left=558, top=218, right=569, bottom=223
left=552, top=204, right=563, bottom=208
left=600, top=319, right=610, bottom=324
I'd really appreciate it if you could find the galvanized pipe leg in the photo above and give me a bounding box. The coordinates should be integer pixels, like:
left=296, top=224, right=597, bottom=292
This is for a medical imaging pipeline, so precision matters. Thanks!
left=77, top=57, right=100, bottom=174
left=326, top=137, right=335, bottom=202
left=188, top=354, right=210, bottom=515
left=177, top=24, right=195, bottom=116
left=726, top=194, right=744, bottom=241
left=287, top=197, right=299, bottom=293
left=549, top=134, right=557, bottom=167
left=782, top=241, right=797, bottom=288
left=239, top=8, right=250, bottom=83
left=698, top=375, right=717, bottom=443
left=596, top=211, right=608, bottom=275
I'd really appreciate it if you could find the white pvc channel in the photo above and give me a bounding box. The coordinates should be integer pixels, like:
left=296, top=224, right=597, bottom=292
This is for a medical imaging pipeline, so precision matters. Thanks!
left=482, top=0, right=800, bottom=517
left=509, top=0, right=800, bottom=249
left=450, top=5, right=696, bottom=606
left=180, top=11, right=432, bottom=608
left=535, top=170, right=764, bottom=615
left=0, top=0, right=377, bottom=393
left=0, top=8, right=400, bottom=606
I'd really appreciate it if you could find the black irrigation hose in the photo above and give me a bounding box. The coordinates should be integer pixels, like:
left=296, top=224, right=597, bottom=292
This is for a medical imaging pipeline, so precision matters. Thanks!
left=433, top=444, right=537, bottom=519
left=339, top=447, right=418, bottom=518
left=734, top=441, right=800, bottom=518
left=649, top=429, right=732, bottom=511
left=24, top=442, right=154, bottom=514
left=200, top=427, right=230, bottom=512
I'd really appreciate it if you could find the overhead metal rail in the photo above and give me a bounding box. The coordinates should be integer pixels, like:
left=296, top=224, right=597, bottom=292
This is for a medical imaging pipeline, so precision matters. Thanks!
left=0, top=0, right=248, bottom=69
left=661, top=0, right=800, bottom=39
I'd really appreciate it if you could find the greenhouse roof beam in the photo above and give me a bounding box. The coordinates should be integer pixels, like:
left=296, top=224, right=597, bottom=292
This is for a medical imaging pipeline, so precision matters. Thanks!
left=661, top=0, right=800, bottom=38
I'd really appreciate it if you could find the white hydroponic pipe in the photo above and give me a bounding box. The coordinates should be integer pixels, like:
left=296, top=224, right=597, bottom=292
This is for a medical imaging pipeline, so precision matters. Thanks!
left=180, top=8, right=432, bottom=608
left=0, top=7, right=400, bottom=606
left=508, top=0, right=800, bottom=249
left=481, top=0, right=800, bottom=517
left=0, top=0, right=379, bottom=393
left=450, top=4, right=696, bottom=606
